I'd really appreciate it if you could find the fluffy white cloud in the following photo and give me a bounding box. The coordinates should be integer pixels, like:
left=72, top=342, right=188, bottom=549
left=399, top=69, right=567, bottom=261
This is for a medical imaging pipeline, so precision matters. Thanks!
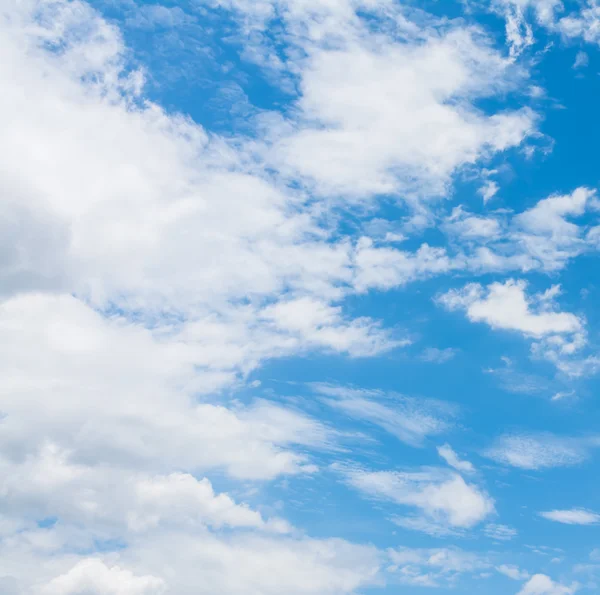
left=0, top=293, right=345, bottom=481
left=340, top=466, right=494, bottom=534
left=347, top=187, right=600, bottom=298
left=353, top=239, right=457, bottom=291
left=513, top=188, right=599, bottom=271
left=517, top=574, right=578, bottom=595
left=0, top=0, right=593, bottom=593
left=485, top=433, right=588, bottom=470
left=40, top=559, right=166, bottom=595
left=1, top=0, right=398, bottom=340
left=213, top=0, right=536, bottom=204
left=18, top=532, right=383, bottom=595
left=445, top=207, right=502, bottom=240
left=271, top=31, right=534, bottom=201
left=0, top=1, right=524, bottom=592
left=0, top=445, right=295, bottom=542
left=539, top=509, right=600, bottom=525
left=439, top=280, right=582, bottom=338
left=438, top=279, right=588, bottom=370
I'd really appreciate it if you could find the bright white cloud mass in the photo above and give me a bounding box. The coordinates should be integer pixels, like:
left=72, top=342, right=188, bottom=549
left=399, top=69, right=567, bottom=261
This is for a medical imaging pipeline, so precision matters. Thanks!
left=2, top=0, right=600, bottom=593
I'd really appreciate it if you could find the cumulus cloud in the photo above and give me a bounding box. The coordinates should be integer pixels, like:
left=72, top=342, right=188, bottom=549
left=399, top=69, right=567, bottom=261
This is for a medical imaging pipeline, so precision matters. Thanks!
left=0, top=0, right=534, bottom=592
left=438, top=279, right=588, bottom=371
left=40, top=559, right=166, bottom=595
left=438, top=280, right=582, bottom=338
left=32, top=534, right=383, bottom=595
left=513, top=188, right=599, bottom=270
left=517, top=574, right=578, bottom=595
left=0, top=0, right=594, bottom=593
left=213, top=0, right=536, bottom=205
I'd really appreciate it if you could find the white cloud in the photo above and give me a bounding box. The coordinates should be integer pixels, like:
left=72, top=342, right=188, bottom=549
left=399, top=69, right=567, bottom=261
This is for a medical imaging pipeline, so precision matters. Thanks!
left=0, top=443, right=293, bottom=535
left=40, top=559, right=166, bottom=595
left=353, top=239, right=457, bottom=292
left=270, top=27, right=535, bottom=202
left=388, top=547, right=488, bottom=587
left=420, top=347, right=457, bottom=363
left=315, top=384, right=456, bottom=447
left=126, top=473, right=291, bottom=533
left=29, top=533, right=383, bottom=595
left=517, top=574, right=578, bottom=595
left=513, top=188, right=598, bottom=270
left=485, top=433, right=588, bottom=470
left=438, top=279, right=587, bottom=370
left=437, top=444, right=475, bottom=474
left=258, top=297, right=399, bottom=356
left=540, top=509, right=600, bottom=525
left=445, top=207, right=502, bottom=240
left=573, top=51, right=589, bottom=69
left=502, top=1, right=534, bottom=57
left=0, top=294, right=342, bottom=481
left=479, top=180, right=500, bottom=203
left=0, top=1, right=525, bottom=592
left=552, top=390, right=576, bottom=402
left=485, top=524, right=518, bottom=541
left=439, top=279, right=582, bottom=338
left=340, top=466, right=494, bottom=533
left=222, top=1, right=536, bottom=205
left=0, top=0, right=591, bottom=593
left=342, top=185, right=600, bottom=294
left=497, top=564, right=530, bottom=580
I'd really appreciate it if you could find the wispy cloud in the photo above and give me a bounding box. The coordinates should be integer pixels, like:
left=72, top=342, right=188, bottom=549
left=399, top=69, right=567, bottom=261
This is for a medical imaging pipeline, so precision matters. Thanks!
left=485, top=433, right=591, bottom=470
left=539, top=509, right=600, bottom=525
left=315, top=384, right=457, bottom=447
left=338, top=465, right=494, bottom=535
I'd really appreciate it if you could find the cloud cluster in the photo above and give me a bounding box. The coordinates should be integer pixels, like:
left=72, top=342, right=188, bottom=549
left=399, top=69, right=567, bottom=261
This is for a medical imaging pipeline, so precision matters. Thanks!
left=388, top=547, right=489, bottom=587
left=439, top=279, right=590, bottom=372
left=2, top=0, right=598, bottom=592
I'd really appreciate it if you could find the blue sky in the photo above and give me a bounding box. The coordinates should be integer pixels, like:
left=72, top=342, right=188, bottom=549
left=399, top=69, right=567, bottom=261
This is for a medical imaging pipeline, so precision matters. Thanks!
left=2, top=0, right=600, bottom=594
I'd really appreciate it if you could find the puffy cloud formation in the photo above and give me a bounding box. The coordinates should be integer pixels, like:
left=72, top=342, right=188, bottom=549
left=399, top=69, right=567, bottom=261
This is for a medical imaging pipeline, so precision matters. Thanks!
left=340, top=466, right=494, bottom=535
left=40, top=560, right=166, bottom=595
left=517, top=574, right=578, bottom=595
left=1, top=0, right=600, bottom=592
left=438, top=279, right=592, bottom=373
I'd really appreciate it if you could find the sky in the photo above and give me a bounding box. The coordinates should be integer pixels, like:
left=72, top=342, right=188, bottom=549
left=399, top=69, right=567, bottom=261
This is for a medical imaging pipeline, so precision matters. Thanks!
left=3, top=0, right=600, bottom=593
